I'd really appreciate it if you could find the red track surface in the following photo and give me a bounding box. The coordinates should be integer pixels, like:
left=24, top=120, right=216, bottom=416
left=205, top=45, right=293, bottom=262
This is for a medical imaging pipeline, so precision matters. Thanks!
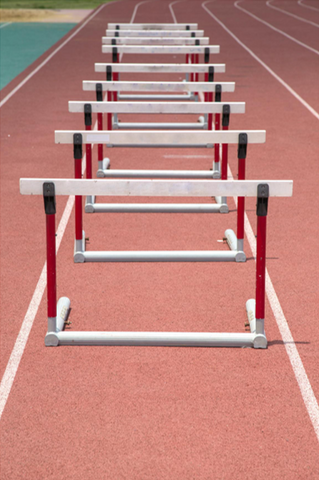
left=1, top=0, right=318, bottom=478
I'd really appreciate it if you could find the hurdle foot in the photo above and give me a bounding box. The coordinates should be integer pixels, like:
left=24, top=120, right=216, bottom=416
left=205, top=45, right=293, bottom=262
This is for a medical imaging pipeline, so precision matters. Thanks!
left=74, top=230, right=86, bottom=263
left=246, top=299, right=267, bottom=349
left=212, top=170, right=221, bottom=179
left=45, top=297, right=71, bottom=346
left=224, top=229, right=246, bottom=262
left=97, top=158, right=110, bottom=177
left=85, top=195, right=96, bottom=213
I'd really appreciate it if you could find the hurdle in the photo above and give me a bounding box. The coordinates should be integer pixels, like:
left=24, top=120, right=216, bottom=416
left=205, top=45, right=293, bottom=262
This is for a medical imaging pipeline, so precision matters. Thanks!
left=102, top=37, right=210, bottom=45
left=107, top=23, right=198, bottom=30
left=102, top=45, right=219, bottom=101
left=19, top=178, right=293, bottom=348
left=55, top=130, right=265, bottom=257
left=106, top=29, right=205, bottom=37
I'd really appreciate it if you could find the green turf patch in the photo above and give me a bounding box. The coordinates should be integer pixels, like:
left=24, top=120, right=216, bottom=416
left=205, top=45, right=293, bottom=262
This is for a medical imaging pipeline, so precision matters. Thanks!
left=0, top=22, right=76, bottom=89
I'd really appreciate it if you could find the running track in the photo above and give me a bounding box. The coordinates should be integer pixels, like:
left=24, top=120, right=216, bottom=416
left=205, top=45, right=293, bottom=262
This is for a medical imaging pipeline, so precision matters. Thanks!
left=0, top=0, right=318, bottom=478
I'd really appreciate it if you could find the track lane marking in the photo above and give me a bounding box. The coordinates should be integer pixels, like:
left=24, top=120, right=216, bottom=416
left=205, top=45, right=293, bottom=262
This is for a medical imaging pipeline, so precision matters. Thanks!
left=200, top=2, right=319, bottom=441
left=0, top=22, right=12, bottom=29
left=267, top=0, right=319, bottom=27
left=298, top=0, right=319, bottom=12
left=202, top=1, right=319, bottom=120
left=234, top=0, right=319, bottom=54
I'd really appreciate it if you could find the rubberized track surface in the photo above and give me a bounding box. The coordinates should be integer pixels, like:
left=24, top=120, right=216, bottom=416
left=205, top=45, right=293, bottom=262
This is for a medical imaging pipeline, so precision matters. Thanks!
left=1, top=0, right=318, bottom=478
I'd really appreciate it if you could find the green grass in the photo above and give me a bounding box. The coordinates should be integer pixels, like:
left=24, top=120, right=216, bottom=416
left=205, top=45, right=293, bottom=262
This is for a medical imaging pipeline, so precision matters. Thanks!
left=0, top=0, right=113, bottom=9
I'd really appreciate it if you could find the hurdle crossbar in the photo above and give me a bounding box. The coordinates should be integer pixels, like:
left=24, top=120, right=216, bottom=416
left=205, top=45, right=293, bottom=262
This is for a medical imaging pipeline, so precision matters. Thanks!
left=106, top=30, right=205, bottom=37
left=94, top=63, right=226, bottom=73
left=82, top=81, right=235, bottom=94
left=102, top=37, right=210, bottom=45
left=102, top=45, right=219, bottom=54
left=20, top=179, right=293, bottom=348
left=107, top=23, right=198, bottom=30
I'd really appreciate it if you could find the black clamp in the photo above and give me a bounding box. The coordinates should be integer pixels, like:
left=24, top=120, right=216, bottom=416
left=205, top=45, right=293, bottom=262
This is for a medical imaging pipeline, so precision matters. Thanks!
left=96, top=83, right=103, bottom=101
left=195, top=39, right=200, bottom=46
left=43, top=182, right=56, bottom=215
left=73, top=133, right=83, bottom=160
left=215, top=84, right=222, bottom=102
left=112, top=46, right=118, bottom=63
left=84, top=104, right=92, bottom=126
left=208, top=66, right=214, bottom=82
left=222, top=104, right=230, bottom=127
left=106, top=65, right=112, bottom=81
left=111, top=38, right=117, bottom=45
left=257, top=184, right=269, bottom=217
left=115, top=31, right=119, bottom=37
left=191, top=32, right=195, bottom=37
left=186, top=25, right=190, bottom=30
left=238, top=133, right=248, bottom=159
left=204, top=47, right=210, bottom=63
left=115, top=25, right=119, bottom=30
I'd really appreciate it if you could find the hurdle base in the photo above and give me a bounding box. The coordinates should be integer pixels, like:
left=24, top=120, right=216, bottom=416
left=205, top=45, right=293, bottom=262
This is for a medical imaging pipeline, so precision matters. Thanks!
left=45, top=296, right=71, bottom=347
left=85, top=202, right=228, bottom=214
left=246, top=299, right=267, bottom=349
left=97, top=158, right=111, bottom=178
left=224, top=229, right=246, bottom=261
left=97, top=169, right=218, bottom=179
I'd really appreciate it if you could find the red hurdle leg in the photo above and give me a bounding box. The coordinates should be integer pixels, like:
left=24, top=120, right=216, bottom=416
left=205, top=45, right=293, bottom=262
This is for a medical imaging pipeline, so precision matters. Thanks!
left=73, top=134, right=83, bottom=242
left=43, top=182, right=57, bottom=334
left=255, top=184, right=269, bottom=335
left=237, top=133, right=248, bottom=251
left=84, top=104, right=92, bottom=179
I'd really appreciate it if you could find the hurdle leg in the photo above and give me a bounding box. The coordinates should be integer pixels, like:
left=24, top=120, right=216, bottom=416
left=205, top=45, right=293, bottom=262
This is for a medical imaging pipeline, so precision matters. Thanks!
left=246, top=184, right=268, bottom=349
left=43, top=183, right=70, bottom=347
left=216, top=105, right=230, bottom=207
left=73, top=134, right=86, bottom=258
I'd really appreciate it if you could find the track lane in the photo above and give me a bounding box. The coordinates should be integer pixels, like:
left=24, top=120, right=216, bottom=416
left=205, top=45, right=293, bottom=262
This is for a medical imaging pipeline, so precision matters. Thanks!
left=1, top=0, right=319, bottom=478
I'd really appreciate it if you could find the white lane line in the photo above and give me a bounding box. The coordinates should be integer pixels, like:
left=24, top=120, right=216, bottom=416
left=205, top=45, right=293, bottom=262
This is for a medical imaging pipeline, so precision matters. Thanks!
left=0, top=22, right=12, bottom=29
left=267, top=0, right=319, bottom=27
left=298, top=0, right=319, bottom=12
left=202, top=1, right=319, bottom=442
left=202, top=1, right=319, bottom=120
left=0, top=3, right=111, bottom=109
left=234, top=0, right=319, bottom=55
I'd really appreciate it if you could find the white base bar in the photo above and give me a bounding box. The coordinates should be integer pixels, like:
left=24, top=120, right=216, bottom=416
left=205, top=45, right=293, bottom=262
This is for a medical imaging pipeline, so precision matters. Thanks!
left=74, top=250, right=245, bottom=263
left=98, top=169, right=217, bottom=179
left=85, top=203, right=227, bottom=214
left=117, top=93, right=195, bottom=101
left=115, top=122, right=205, bottom=130
left=55, top=331, right=256, bottom=347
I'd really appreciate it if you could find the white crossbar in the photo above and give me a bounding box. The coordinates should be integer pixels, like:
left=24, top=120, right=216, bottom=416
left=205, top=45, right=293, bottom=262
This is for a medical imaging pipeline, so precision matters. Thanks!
left=94, top=63, right=226, bottom=73
left=102, top=37, right=210, bottom=45
left=68, top=101, right=245, bottom=114
left=55, top=130, right=265, bottom=145
left=107, top=23, right=198, bottom=30
left=102, top=45, right=219, bottom=54
left=20, top=179, right=293, bottom=197
left=106, top=30, right=205, bottom=37
left=82, top=81, right=235, bottom=93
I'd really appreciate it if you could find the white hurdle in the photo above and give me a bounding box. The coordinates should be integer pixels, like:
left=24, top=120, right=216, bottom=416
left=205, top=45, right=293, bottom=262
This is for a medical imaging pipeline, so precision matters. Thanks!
left=55, top=130, right=265, bottom=257
left=102, top=37, right=210, bottom=45
left=106, top=29, right=205, bottom=37
left=19, top=178, right=293, bottom=348
left=107, top=23, right=198, bottom=30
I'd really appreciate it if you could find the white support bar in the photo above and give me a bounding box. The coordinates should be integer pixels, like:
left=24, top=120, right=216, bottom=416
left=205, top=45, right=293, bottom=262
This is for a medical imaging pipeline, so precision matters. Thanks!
left=106, top=30, right=205, bottom=37
left=68, top=101, right=245, bottom=114
left=95, top=63, right=226, bottom=73
left=102, top=45, right=219, bottom=54
left=82, top=81, right=235, bottom=93
left=55, top=130, right=265, bottom=145
left=102, top=37, right=210, bottom=45
left=20, top=179, right=293, bottom=197
left=107, top=23, right=198, bottom=30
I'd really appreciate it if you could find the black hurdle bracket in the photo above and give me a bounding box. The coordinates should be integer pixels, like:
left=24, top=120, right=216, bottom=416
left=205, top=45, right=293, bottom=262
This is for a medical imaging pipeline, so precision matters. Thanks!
left=95, top=83, right=103, bottom=102
left=84, top=104, right=92, bottom=127
left=106, top=65, right=112, bottom=81
left=43, top=182, right=56, bottom=215
left=215, top=84, right=222, bottom=102
left=208, top=66, right=214, bottom=82
left=257, top=184, right=269, bottom=216
left=222, top=104, right=230, bottom=127
left=73, top=133, right=83, bottom=160
left=238, top=133, right=248, bottom=159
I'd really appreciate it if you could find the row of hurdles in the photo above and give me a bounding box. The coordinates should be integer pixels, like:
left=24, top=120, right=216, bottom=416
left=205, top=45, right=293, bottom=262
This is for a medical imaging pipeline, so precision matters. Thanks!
left=20, top=22, right=293, bottom=348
